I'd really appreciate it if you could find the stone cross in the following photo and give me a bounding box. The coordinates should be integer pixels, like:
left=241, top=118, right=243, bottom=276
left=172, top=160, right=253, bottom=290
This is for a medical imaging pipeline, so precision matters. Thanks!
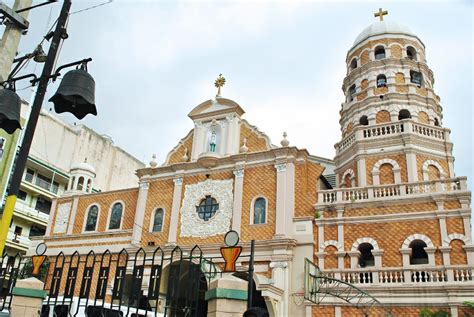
left=374, top=8, right=388, bottom=21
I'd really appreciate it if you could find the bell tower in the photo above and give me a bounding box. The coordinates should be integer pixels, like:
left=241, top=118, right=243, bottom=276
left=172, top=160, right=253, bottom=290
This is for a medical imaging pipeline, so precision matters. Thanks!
left=334, top=10, right=453, bottom=188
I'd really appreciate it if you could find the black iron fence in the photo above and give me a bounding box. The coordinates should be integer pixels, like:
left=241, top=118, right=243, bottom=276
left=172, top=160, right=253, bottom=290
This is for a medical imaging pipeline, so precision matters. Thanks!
left=0, top=245, right=242, bottom=317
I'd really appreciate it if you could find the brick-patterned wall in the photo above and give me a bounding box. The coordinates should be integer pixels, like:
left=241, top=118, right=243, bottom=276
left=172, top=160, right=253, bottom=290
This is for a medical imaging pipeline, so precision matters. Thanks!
left=312, top=306, right=334, bottom=317
left=361, top=79, right=369, bottom=90
left=141, top=178, right=175, bottom=247
left=444, top=200, right=461, bottom=210
left=450, top=239, right=467, bottom=265
left=446, top=217, right=465, bottom=235
left=375, top=110, right=391, bottom=124
left=239, top=121, right=269, bottom=153
left=390, top=44, right=402, bottom=58
left=343, top=201, right=437, bottom=218
left=416, top=154, right=450, bottom=181
left=459, top=306, right=474, bottom=316
left=341, top=306, right=451, bottom=317
left=396, top=84, right=409, bottom=93
left=373, top=86, right=388, bottom=95
left=416, top=87, right=428, bottom=96
left=344, top=122, right=354, bottom=137
left=167, top=131, right=193, bottom=165
left=344, top=174, right=352, bottom=187
left=418, top=111, right=429, bottom=124
left=395, top=72, right=406, bottom=83
left=295, top=161, right=324, bottom=217
left=240, top=165, right=276, bottom=242
left=72, top=188, right=138, bottom=234
left=428, top=165, right=441, bottom=180
left=325, top=225, right=338, bottom=242
left=176, top=171, right=234, bottom=245
left=324, top=246, right=338, bottom=269
left=360, top=50, right=370, bottom=65
left=348, top=38, right=425, bottom=65
left=366, top=154, right=408, bottom=185
left=343, top=219, right=441, bottom=266
left=379, top=163, right=395, bottom=184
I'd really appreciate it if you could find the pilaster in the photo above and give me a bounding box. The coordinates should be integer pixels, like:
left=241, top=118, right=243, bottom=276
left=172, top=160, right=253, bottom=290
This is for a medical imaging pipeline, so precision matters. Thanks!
left=231, top=169, right=244, bottom=234
left=131, top=182, right=149, bottom=245
left=66, top=196, right=79, bottom=235
left=405, top=151, right=418, bottom=182
left=167, top=177, right=184, bottom=244
left=357, top=158, right=367, bottom=186
left=348, top=250, right=360, bottom=269
left=274, top=162, right=295, bottom=238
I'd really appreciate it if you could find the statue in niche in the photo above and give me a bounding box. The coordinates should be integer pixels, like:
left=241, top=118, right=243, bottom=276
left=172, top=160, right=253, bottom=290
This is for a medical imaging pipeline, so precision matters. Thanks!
left=209, top=130, right=217, bottom=152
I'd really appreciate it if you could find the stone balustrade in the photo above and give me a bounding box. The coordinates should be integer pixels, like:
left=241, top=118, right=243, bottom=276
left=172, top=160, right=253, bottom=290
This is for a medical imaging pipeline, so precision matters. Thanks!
left=317, top=177, right=467, bottom=206
left=323, top=265, right=473, bottom=286
left=336, top=120, right=450, bottom=154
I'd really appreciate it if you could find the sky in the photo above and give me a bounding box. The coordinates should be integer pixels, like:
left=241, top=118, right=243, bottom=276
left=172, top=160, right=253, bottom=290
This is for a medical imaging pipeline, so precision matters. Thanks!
left=2, top=0, right=473, bottom=186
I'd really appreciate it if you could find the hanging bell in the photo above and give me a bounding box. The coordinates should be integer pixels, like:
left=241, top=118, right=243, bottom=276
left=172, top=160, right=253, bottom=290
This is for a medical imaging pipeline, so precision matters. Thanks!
left=0, top=88, right=22, bottom=134
left=49, top=68, right=97, bottom=119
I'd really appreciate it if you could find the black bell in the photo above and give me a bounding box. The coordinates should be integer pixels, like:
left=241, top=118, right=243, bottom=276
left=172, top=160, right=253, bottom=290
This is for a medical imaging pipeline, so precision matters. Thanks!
left=49, top=68, right=97, bottom=119
left=0, top=88, right=22, bottom=134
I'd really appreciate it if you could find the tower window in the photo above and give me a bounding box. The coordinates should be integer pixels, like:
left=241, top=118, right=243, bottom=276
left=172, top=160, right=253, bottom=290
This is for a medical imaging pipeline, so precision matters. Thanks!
left=359, top=115, right=369, bottom=126
left=398, top=109, right=412, bottom=120
left=0, top=138, right=5, bottom=160
left=349, top=84, right=356, bottom=101
left=350, top=58, right=357, bottom=70
left=374, top=46, right=386, bottom=60
left=358, top=243, right=375, bottom=267
left=406, top=46, right=417, bottom=60
left=376, top=74, right=387, bottom=87
left=409, top=240, right=429, bottom=265
left=77, top=177, right=84, bottom=190
left=35, top=196, right=52, bottom=214
left=434, top=118, right=440, bottom=127
left=108, top=202, right=123, bottom=230
left=85, top=205, right=99, bottom=232
left=152, top=208, right=164, bottom=232
left=196, top=196, right=219, bottom=221
left=410, top=70, right=423, bottom=87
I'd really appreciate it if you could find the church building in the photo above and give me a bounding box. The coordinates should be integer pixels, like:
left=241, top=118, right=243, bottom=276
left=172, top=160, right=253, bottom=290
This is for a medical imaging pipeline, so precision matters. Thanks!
left=39, top=10, right=473, bottom=317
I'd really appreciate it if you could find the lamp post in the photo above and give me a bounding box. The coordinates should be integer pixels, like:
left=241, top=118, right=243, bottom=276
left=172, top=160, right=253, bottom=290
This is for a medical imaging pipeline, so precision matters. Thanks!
left=0, top=0, right=97, bottom=255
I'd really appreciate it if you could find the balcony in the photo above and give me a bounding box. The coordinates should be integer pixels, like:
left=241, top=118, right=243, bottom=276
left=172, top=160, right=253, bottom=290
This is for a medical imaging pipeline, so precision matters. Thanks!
left=317, top=177, right=467, bottom=206
left=323, top=265, right=473, bottom=286
left=336, top=120, right=450, bottom=155
left=5, top=230, right=30, bottom=252
left=14, top=200, right=49, bottom=226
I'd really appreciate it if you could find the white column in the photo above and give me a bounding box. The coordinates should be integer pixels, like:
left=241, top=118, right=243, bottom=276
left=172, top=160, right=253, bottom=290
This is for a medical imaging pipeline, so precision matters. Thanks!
left=67, top=197, right=79, bottom=235
left=439, top=216, right=448, bottom=245
left=275, top=163, right=288, bottom=237
left=357, top=158, right=367, bottom=186
left=405, top=151, right=418, bottom=182
left=232, top=169, right=244, bottom=234
left=131, top=182, right=149, bottom=245
left=167, top=177, right=184, bottom=244
left=463, top=216, right=472, bottom=241
left=285, top=162, right=295, bottom=237
left=348, top=251, right=360, bottom=268
left=317, top=221, right=324, bottom=251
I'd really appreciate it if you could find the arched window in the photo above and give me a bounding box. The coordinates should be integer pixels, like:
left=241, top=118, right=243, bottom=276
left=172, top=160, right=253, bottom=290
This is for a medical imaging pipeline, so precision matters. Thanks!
left=108, top=202, right=123, bottom=230
left=379, top=163, right=395, bottom=185
left=359, top=115, right=369, bottom=126
left=85, top=205, right=99, bottom=232
left=196, top=196, right=218, bottom=221
left=376, top=74, right=387, bottom=87
left=398, top=109, right=412, bottom=120
left=77, top=177, right=84, bottom=190
left=434, top=118, right=440, bottom=127
left=409, top=240, right=428, bottom=265
left=348, top=84, right=356, bottom=101
left=350, top=58, right=357, bottom=70
left=410, top=70, right=423, bottom=87
left=253, top=198, right=266, bottom=224
left=406, top=46, right=417, bottom=60
left=374, top=46, right=386, bottom=60
left=358, top=243, right=375, bottom=267
left=86, top=179, right=92, bottom=192
left=152, top=208, right=164, bottom=232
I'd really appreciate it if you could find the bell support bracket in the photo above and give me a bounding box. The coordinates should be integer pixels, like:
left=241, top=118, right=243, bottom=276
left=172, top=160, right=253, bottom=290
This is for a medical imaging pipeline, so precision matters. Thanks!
left=0, top=73, right=38, bottom=90
left=50, top=58, right=92, bottom=82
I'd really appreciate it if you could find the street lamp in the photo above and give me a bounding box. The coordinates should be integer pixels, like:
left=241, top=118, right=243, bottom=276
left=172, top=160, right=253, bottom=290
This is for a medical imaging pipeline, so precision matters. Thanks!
left=0, top=0, right=98, bottom=255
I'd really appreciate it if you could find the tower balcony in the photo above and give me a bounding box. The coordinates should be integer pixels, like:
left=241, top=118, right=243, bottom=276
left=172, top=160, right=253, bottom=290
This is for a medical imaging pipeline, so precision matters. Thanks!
left=316, top=177, right=467, bottom=207
left=335, top=119, right=450, bottom=155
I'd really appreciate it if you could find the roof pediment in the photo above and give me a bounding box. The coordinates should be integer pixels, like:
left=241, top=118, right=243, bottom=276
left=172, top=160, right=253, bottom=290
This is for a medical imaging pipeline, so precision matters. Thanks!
left=188, top=97, right=245, bottom=121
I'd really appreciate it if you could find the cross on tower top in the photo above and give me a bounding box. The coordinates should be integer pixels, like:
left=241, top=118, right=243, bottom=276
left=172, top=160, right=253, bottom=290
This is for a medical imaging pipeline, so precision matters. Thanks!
left=214, top=74, right=226, bottom=97
left=374, top=8, right=388, bottom=21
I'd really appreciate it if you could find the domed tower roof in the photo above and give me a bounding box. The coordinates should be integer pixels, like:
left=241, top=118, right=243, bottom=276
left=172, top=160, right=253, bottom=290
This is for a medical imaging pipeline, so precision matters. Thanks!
left=354, top=21, right=413, bottom=44
left=71, top=160, right=96, bottom=175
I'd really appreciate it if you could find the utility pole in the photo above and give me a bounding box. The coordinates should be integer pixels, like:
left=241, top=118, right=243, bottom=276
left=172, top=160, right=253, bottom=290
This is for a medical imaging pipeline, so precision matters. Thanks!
left=0, top=0, right=72, bottom=255
left=0, top=0, right=33, bottom=82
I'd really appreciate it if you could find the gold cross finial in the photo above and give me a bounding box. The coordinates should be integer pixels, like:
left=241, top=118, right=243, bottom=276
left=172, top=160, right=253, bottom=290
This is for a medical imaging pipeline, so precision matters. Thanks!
left=374, top=8, right=388, bottom=21
left=214, top=74, right=226, bottom=97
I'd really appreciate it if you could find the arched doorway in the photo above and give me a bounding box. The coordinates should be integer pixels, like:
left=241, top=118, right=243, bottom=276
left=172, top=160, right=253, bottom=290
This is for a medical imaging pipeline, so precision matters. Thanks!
left=233, top=272, right=269, bottom=314
left=160, top=261, right=208, bottom=317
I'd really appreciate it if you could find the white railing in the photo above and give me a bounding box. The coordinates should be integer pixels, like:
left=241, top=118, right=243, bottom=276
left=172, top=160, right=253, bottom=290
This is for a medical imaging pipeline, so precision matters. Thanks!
left=318, top=177, right=467, bottom=205
left=6, top=231, right=30, bottom=249
left=15, top=200, right=49, bottom=223
left=323, top=265, right=472, bottom=286
left=336, top=120, right=449, bottom=154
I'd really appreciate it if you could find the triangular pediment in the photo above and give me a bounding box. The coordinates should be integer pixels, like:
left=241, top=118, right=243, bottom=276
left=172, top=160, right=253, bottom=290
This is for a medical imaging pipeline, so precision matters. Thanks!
left=188, top=97, right=245, bottom=120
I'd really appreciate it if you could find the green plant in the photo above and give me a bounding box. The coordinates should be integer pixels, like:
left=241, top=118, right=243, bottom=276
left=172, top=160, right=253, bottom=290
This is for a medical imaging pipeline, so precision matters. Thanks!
left=314, top=211, right=321, bottom=218
left=464, top=301, right=474, bottom=308
left=419, top=308, right=450, bottom=317
left=20, top=257, right=50, bottom=282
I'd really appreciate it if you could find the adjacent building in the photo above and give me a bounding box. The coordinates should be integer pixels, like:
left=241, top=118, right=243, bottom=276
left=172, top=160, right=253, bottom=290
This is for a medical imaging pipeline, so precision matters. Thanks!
left=3, top=108, right=145, bottom=255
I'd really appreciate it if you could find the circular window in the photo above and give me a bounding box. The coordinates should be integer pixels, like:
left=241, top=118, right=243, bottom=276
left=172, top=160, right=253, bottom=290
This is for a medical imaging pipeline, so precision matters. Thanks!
left=196, top=195, right=219, bottom=221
